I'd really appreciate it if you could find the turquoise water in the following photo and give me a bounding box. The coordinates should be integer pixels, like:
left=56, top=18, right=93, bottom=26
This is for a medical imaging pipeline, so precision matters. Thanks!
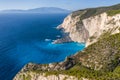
left=0, top=13, right=85, bottom=80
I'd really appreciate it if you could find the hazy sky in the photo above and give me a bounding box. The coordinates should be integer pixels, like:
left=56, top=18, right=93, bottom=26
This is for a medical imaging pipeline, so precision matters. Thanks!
left=0, top=0, right=120, bottom=10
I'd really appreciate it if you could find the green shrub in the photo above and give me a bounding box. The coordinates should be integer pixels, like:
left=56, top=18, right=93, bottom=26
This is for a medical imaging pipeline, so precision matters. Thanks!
left=107, top=10, right=120, bottom=16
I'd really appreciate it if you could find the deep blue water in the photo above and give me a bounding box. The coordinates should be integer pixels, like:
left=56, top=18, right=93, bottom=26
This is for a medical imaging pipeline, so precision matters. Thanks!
left=0, top=13, right=85, bottom=80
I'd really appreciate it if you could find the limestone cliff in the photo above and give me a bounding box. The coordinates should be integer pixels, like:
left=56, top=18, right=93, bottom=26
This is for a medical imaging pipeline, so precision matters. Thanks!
left=57, top=10, right=120, bottom=46
left=14, top=72, right=79, bottom=80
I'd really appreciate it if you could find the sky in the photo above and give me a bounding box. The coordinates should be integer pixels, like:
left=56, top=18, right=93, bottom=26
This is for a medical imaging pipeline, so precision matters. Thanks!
left=0, top=0, right=120, bottom=10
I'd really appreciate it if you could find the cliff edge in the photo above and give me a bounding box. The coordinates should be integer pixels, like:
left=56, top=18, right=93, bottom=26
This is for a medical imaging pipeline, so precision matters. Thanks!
left=54, top=4, right=120, bottom=47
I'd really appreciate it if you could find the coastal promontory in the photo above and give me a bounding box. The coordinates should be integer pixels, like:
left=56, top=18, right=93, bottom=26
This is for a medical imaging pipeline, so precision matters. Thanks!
left=14, top=4, right=120, bottom=80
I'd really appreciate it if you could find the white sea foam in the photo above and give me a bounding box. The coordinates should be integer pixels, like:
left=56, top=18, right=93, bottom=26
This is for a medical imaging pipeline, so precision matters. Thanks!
left=45, top=39, right=51, bottom=41
left=56, top=35, right=61, bottom=38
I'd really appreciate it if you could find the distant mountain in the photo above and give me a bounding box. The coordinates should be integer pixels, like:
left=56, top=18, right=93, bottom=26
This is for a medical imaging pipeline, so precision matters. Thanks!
left=1, top=7, right=71, bottom=13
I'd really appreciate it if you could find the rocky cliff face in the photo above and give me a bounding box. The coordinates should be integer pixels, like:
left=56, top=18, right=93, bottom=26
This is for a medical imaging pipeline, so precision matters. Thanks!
left=14, top=63, right=87, bottom=80
left=14, top=72, right=79, bottom=80
left=57, top=12, right=120, bottom=46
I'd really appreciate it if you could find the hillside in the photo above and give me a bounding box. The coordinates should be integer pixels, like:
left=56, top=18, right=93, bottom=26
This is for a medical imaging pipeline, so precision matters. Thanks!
left=72, top=3, right=120, bottom=19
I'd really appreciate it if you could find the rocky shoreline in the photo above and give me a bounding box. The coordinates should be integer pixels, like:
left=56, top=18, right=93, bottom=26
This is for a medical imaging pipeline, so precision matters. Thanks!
left=52, top=25, right=72, bottom=44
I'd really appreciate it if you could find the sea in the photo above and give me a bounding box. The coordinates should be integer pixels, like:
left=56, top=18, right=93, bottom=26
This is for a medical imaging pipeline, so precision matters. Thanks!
left=0, top=13, right=85, bottom=80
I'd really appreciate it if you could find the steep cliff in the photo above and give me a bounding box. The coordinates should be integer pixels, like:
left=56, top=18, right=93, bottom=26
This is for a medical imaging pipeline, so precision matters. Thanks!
left=14, top=4, right=120, bottom=80
left=57, top=9, right=120, bottom=46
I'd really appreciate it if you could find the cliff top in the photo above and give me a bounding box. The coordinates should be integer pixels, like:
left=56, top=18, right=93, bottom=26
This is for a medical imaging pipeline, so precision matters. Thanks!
left=72, top=3, right=120, bottom=19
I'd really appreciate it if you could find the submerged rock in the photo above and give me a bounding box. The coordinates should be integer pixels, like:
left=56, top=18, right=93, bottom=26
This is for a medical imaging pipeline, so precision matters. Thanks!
left=52, top=36, right=72, bottom=44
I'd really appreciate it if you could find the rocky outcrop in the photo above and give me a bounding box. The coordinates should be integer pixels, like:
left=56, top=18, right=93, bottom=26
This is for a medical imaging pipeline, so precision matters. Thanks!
left=56, top=12, right=120, bottom=46
left=20, top=57, right=76, bottom=72
left=13, top=59, right=85, bottom=80
left=14, top=72, right=79, bottom=80
left=52, top=36, right=72, bottom=44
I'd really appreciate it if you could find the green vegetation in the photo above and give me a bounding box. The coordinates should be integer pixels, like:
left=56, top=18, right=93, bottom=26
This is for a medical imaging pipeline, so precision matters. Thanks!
left=77, top=33, right=120, bottom=71
left=30, top=64, right=120, bottom=80
left=114, top=66, right=120, bottom=73
left=22, top=74, right=31, bottom=80
left=98, top=29, right=112, bottom=40
left=89, top=36, right=96, bottom=42
left=107, top=10, right=120, bottom=16
left=72, top=3, right=120, bottom=20
left=19, top=65, right=120, bottom=80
